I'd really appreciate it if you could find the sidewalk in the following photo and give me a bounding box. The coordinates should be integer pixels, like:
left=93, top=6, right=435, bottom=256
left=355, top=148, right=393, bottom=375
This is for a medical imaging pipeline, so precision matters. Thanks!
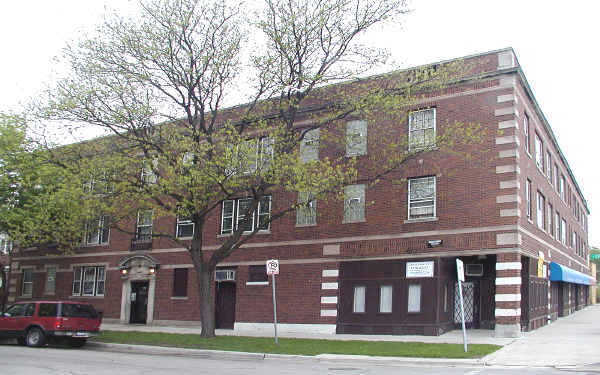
left=484, top=304, right=600, bottom=368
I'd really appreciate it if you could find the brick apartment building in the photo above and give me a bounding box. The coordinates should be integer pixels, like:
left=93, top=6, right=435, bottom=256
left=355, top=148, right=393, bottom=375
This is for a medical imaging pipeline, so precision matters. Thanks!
left=5, top=48, right=594, bottom=338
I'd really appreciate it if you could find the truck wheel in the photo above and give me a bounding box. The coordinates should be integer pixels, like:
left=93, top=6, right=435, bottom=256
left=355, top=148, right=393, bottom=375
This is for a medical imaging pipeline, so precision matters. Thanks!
left=25, top=327, right=46, bottom=347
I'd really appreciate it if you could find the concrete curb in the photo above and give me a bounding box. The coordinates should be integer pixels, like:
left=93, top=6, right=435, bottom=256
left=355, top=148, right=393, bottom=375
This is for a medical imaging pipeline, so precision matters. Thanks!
left=87, top=341, right=484, bottom=367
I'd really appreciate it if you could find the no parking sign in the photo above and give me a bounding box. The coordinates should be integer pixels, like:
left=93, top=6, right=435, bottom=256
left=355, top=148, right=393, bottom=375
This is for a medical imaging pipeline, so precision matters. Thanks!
left=266, top=259, right=279, bottom=275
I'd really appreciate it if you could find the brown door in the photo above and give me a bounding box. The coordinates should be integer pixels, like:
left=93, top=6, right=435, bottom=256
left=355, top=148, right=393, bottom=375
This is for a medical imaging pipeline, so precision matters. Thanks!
left=215, top=282, right=236, bottom=329
left=130, top=281, right=149, bottom=324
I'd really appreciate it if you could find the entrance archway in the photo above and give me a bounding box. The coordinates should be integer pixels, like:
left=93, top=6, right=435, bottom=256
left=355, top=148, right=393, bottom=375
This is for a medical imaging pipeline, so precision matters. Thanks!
left=118, top=254, right=160, bottom=325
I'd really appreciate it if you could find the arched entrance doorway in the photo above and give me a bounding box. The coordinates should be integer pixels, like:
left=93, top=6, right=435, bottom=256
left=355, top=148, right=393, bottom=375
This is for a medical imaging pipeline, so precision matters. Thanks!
left=118, top=254, right=160, bottom=325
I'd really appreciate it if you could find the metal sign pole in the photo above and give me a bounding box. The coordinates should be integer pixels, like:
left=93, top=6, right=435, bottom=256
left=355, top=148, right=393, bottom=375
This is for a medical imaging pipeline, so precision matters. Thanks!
left=271, top=273, right=278, bottom=345
left=458, top=279, right=467, bottom=353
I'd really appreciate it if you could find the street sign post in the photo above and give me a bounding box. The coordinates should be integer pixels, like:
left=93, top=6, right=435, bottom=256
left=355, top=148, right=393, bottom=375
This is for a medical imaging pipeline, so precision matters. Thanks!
left=266, top=259, right=279, bottom=345
left=456, top=259, right=468, bottom=353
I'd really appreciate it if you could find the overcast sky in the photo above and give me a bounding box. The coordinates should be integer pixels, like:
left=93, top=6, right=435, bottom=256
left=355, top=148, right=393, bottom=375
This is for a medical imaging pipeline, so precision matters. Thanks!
left=1, top=0, right=599, bottom=244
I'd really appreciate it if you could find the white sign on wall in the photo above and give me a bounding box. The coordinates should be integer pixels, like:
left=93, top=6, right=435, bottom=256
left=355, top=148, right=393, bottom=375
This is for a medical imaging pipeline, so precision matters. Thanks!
left=456, top=259, right=465, bottom=282
left=406, top=261, right=434, bottom=278
left=266, top=259, right=280, bottom=275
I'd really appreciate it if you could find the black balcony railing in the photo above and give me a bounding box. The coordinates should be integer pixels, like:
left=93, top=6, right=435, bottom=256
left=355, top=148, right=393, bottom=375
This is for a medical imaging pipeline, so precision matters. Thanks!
left=130, top=237, right=152, bottom=251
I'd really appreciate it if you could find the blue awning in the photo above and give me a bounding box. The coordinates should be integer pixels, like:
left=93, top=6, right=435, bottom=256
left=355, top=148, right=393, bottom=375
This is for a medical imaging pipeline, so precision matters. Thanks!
left=549, top=262, right=594, bottom=285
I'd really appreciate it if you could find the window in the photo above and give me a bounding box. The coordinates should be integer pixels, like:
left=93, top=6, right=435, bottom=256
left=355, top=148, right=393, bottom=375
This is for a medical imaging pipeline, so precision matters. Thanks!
left=571, top=230, right=575, bottom=249
left=248, top=265, right=268, bottom=283
left=379, top=285, right=393, bottom=313
left=299, top=129, right=319, bottom=162
left=344, top=184, right=365, bottom=223
left=555, top=211, right=560, bottom=241
left=537, top=192, right=545, bottom=230
left=408, top=176, right=436, bottom=219
left=523, top=114, right=531, bottom=154
left=176, top=216, right=194, bottom=238
left=44, top=266, right=57, bottom=295
left=554, top=164, right=559, bottom=190
left=136, top=210, right=153, bottom=240
left=259, top=137, right=274, bottom=170
left=38, top=303, right=58, bottom=317
left=84, top=170, right=114, bottom=194
left=407, top=284, right=421, bottom=313
left=141, top=160, right=157, bottom=185
left=4, top=303, right=34, bottom=317
left=561, top=218, right=567, bottom=245
left=526, top=179, right=532, bottom=220
left=409, top=108, right=436, bottom=150
left=353, top=286, right=366, bottom=313
left=296, top=191, right=316, bottom=226
left=346, top=120, right=367, bottom=156
left=560, top=175, right=565, bottom=201
left=548, top=203, right=554, bottom=237
left=220, top=196, right=272, bottom=234
left=85, top=215, right=110, bottom=245
left=0, top=234, right=11, bottom=255
left=534, top=133, right=543, bottom=171
left=546, top=151, right=552, bottom=182
left=21, top=269, right=33, bottom=296
left=72, top=266, right=105, bottom=296
left=173, top=268, right=188, bottom=297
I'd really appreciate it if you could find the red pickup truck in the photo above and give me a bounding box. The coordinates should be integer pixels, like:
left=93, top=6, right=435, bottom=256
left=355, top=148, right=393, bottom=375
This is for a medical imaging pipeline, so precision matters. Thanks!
left=0, top=301, right=102, bottom=347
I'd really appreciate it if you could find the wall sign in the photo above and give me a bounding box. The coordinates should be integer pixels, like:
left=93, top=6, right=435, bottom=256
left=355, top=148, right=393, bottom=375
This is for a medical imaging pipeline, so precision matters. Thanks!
left=406, top=261, right=434, bottom=278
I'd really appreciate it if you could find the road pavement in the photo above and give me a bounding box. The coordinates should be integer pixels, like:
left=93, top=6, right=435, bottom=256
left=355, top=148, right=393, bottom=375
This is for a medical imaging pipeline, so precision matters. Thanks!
left=0, top=343, right=588, bottom=375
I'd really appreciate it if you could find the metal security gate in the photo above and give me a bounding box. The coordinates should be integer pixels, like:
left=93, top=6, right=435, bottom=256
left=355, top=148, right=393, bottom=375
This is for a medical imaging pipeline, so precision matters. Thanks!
left=454, top=282, right=478, bottom=328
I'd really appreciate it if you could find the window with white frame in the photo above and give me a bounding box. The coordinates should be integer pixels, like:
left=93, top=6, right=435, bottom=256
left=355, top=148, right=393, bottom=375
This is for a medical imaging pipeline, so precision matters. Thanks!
left=537, top=192, right=545, bottom=230
left=408, top=176, right=436, bottom=220
left=259, top=137, right=274, bottom=170
left=136, top=210, right=153, bottom=241
left=344, top=184, right=365, bottom=223
left=220, top=196, right=271, bottom=234
left=546, top=151, right=552, bottom=182
left=141, top=160, right=157, bottom=185
left=353, top=285, right=366, bottom=313
left=176, top=216, right=194, bottom=238
left=548, top=203, right=554, bottom=237
left=555, top=211, right=561, bottom=241
left=44, top=266, right=57, bottom=295
left=21, top=269, right=33, bottom=296
left=0, top=234, right=12, bottom=255
left=523, top=114, right=531, bottom=154
left=534, top=133, right=543, bottom=171
left=561, top=218, right=567, bottom=245
left=72, top=266, right=105, bottom=296
left=379, top=285, right=393, bottom=313
left=554, top=164, right=559, bottom=190
left=296, top=191, right=316, bottom=226
left=526, top=179, right=532, bottom=220
left=560, top=175, right=565, bottom=201
left=346, top=120, right=367, bottom=156
left=84, top=170, right=114, bottom=194
left=231, top=137, right=274, bottom=174
left=299, top=128, right=319, bottom=162
left=85, top=215, right=110, bottom=245
left=409, top=108, right=436, bottom=150
left=407, top=284, right=421, bottom=313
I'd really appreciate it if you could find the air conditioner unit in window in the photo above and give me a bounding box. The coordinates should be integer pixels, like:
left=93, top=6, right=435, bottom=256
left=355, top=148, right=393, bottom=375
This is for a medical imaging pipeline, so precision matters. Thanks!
left=465, top=264, right=483, bottom=277
left=215, top=270, right=236, bottom=282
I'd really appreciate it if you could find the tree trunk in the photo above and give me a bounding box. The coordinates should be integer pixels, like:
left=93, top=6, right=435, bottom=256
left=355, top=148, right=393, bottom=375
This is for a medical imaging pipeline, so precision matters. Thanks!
left=197, top=266, right=215, bottom=338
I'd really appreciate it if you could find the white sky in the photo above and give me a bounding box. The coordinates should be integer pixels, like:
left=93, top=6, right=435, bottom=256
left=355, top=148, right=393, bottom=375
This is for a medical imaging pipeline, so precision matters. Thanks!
left=1, top=0, right=599, bottom=244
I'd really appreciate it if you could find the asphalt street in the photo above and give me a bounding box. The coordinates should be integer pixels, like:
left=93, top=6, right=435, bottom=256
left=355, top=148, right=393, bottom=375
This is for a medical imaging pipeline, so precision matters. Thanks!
left=0, top=343, right=594, bottom=375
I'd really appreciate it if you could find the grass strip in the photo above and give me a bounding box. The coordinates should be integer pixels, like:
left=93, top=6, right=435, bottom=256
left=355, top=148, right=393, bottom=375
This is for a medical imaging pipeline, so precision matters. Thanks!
left=93, top=330, right=500, bottom=359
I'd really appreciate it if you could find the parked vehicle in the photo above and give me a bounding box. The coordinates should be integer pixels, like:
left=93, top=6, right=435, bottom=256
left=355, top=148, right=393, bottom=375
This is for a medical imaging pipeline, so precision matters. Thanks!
left=0, top=300, right=102, bottom=347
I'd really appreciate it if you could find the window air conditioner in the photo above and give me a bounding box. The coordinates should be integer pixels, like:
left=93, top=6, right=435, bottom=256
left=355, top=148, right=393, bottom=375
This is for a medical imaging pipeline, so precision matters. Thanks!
left=215, top=270, right=236, bottom=282
left=465, top=264, right=483, bottom=277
